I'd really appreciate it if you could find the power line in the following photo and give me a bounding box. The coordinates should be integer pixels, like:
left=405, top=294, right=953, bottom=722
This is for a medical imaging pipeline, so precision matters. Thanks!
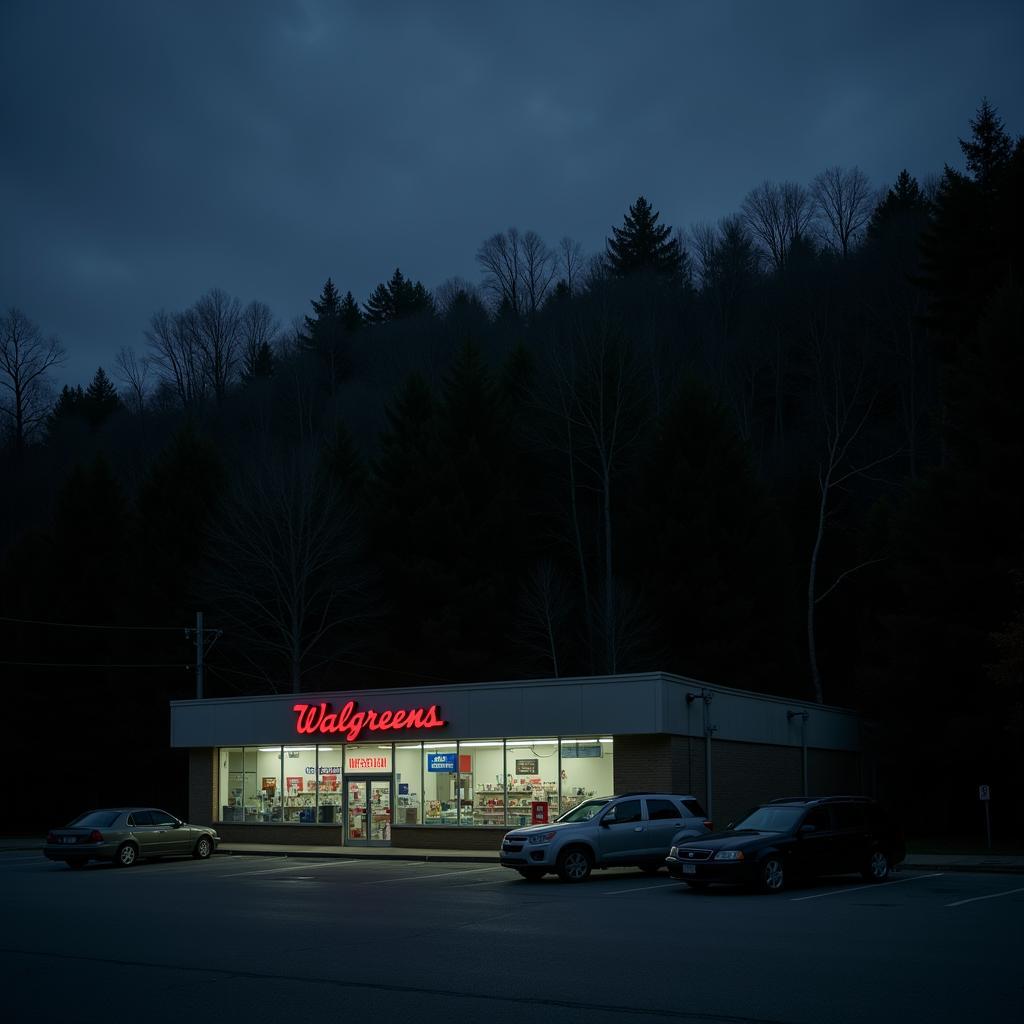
left=0, top=660, right=192, bottom=669
left=0, top=615, right=189, bottom=632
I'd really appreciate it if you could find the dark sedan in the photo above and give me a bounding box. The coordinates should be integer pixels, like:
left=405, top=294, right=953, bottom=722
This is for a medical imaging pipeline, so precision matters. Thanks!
left=43, top=808, right=219, bottom=869
left=665, top=796, right=904, bottom=893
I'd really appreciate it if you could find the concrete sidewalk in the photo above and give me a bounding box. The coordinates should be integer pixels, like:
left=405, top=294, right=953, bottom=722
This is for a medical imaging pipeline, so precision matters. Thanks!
left=5, top=835, right=1023, bottom=873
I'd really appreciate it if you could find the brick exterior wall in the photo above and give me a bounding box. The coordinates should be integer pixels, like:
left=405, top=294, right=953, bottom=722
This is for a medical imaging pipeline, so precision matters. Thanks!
left=711, top=739, right=802, bottom=829
left=392, top=826, right=506, bottom=850
left=188, top=748, right=216, bottom=825
left=610, top=735, right=862, bottom=831
left=612, top=734, right=707, bottom=803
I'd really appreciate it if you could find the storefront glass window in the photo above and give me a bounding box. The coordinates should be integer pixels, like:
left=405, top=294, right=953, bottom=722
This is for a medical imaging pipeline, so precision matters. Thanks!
left=559, top=737, right=613, bottom=816
left=505, top=739, right=558, bottom=828
left=282, top=745, right=316, bottom=823
left=394, top=743, right=422, bottom=825
left=242, top=746, right=283, bottom=822
left=316, top=745, right=343, bottom=824
left=459, top=740, right=505, bottom=825
left=422, top=743, right=459, bottom=824
left=219, top=747, right=244, bottom=822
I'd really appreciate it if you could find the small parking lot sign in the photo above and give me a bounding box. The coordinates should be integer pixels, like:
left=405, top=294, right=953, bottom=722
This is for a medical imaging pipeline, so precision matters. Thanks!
left=979, top=784, right=990, bottom=801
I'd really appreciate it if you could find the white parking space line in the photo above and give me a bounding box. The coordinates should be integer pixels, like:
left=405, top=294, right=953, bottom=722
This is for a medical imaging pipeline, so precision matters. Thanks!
left=363, top=866, right=503, bottom=884
left=218, top=859, right=362, bottom=878
left=789, top=872, right=944, bottom=901
left=946, top=886, right=1024, bottom=908
left=602, top=881, right=682, bottom=896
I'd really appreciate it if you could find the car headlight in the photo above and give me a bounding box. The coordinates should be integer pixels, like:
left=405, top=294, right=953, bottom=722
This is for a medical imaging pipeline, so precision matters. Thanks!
left=714, top=850, right=745, bottom=861
left=669, top=846, right=678, bottom=858
left=528, top=831, right=557, bottom=845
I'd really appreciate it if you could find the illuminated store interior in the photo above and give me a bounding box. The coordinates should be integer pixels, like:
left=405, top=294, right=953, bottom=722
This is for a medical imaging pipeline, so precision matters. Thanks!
left=218, top=737, right=613, bottom=840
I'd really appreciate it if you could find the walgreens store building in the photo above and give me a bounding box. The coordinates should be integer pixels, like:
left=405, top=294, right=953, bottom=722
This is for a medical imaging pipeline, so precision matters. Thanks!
left=170, top=672, right=864, bottom=850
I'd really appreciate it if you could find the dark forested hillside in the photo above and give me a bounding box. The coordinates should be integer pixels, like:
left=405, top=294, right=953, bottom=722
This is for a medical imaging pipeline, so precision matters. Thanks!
left=2, top=103, right=1021, bottom=835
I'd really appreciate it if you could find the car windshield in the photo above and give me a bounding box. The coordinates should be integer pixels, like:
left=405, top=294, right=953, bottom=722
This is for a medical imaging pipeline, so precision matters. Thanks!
left=69, top=811, right=121, bottom=828
left=731, top=806, right=804, bottom=832
left=556, top=799, right=609, bottom=823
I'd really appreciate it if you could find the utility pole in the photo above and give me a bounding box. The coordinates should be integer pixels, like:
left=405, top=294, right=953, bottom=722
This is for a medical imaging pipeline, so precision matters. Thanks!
left=185, top=611, right=222, bottom=699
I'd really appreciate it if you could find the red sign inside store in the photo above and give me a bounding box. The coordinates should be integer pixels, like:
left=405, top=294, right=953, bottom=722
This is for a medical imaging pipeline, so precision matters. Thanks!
left=292, top=699, right=446, bottom=742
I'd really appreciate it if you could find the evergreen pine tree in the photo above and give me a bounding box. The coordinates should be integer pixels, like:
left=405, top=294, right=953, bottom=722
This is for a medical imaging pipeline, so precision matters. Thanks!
left=626, top=376, right=795, bottom=690
left=302, top=278, right=355, bottom=383
left=605, top=196, right=684, bottom=280
left=339, top=291, right=364, bottom=332
left=866, top=169, right=929, bottom=243
left=83, top=367, right=122, bottom=426
left=960, top=98, right=1014, bottom=193
left=303, top=278, right=343, bottom=346
left=364, top=268, right=435, bottom=324
left=46, top=385, right=85, bottom=434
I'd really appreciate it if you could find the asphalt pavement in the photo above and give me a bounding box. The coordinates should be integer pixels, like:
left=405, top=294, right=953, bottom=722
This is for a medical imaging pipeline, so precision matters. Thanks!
left=2, top=843, right=1022, bottom=1023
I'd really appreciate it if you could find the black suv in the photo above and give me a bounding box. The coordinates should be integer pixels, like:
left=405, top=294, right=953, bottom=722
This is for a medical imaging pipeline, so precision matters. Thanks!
left=665, top=796, right=905, bottom=893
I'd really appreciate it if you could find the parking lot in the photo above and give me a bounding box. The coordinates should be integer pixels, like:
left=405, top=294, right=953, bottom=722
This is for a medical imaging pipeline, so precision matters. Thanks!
left=1, top=848, right=1021, bottom=1023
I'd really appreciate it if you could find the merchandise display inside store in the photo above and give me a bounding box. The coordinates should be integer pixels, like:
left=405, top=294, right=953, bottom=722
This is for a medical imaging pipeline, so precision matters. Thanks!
left=217, top=737, right=613, bottom=829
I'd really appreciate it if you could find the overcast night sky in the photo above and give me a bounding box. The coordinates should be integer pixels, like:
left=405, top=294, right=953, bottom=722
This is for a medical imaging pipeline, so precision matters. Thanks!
left=2, top=1, right=1022, bottom=388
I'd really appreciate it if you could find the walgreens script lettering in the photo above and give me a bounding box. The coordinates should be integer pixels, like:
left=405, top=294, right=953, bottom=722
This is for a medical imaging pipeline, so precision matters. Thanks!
left=292, top=700, right=446, bottom=742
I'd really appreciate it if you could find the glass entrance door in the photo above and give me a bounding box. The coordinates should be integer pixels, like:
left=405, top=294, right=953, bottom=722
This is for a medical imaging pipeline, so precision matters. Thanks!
left=345, top=778, right=392, bottom=845
left=369, top=779, right=392, bottom=842
left=345, top=780, right=368, bottom=842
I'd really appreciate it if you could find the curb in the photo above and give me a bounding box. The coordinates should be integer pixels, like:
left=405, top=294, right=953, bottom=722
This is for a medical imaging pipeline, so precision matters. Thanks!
left=901, top=862, right=1024, bottom=875
left=217, top=847, right=497, bottom=864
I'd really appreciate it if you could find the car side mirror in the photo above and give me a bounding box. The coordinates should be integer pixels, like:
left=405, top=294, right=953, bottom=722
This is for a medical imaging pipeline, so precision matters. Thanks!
left=599, top=817, right=612, bottom=827
left=799, top=824, right=816, bottom=835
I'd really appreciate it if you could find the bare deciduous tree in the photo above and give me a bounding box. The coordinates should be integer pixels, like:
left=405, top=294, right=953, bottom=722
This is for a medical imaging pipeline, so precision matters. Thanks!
left=559, top=237, right=584, bottom=296
left=811, top=166, right=875, bottom=258
left=145, top=308, right=208, bottom=409
left=477, top=228, right=523, bottom=316
left=205, top=439, right=368, bottom=692
left=806, top=326, right=901, bottom=703
left=113, top=346, right=151, bottom=415
left=193, top=288, right=243, bottom=403
left=521, top=230, right=558, bottom=315
left=741, top=180, right=815, bottom=271
left=515, top=559, right=572, bottom=676
left=477, top=227, right=557, bottom=317
left=0, top=307, right=66, bottom=455
left=240, top=300, right=280, bottom=380
left=548, top=313, right=651, bottom=673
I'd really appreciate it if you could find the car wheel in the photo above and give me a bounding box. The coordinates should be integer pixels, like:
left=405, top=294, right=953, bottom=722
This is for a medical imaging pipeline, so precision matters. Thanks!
left=517, top=868, right=545, bottom=882
left=685, top=880, right=710, bottom=890
left=862, top=849, right=890, bottom=882
left=757, top=857, right=785, bottom=893
left=556, top=847, right=593, bottom=883
left=116, top=842, right=138, bottom=868
left=66, top=859, right=87, bottom=870
left=193, top=836, right=213, bottom=860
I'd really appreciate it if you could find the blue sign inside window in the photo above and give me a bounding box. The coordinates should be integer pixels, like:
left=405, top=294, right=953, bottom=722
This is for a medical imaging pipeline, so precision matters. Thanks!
left=427, top=752, right=457, bottom=772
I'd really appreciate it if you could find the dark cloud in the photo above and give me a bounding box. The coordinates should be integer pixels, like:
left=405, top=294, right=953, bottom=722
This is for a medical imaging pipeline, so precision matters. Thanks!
left=2, top=0, right=1022, bottom=385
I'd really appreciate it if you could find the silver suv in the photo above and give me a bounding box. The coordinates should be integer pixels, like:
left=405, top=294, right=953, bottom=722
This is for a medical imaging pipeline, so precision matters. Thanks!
left=499, top=793, right=711, bottom=882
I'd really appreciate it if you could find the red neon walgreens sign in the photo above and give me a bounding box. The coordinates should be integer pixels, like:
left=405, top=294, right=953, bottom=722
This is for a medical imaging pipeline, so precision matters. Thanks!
left=292, top=700, right=446, bottom=742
